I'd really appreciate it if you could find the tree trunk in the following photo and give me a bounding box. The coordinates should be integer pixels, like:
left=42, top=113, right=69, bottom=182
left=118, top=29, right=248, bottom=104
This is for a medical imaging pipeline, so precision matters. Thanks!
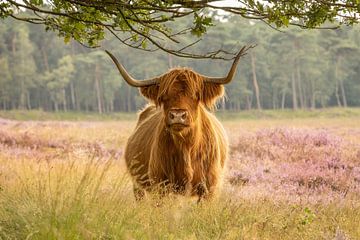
left=234, top=100, right=240, bottom=111
left=3, top=100, right=6, bottom=110
left=311, top=94, right=316, bottom=109
left=40, top=46, right=50, bottom=72
left=54, top=100, right=58, bottom=112
left=291, top=71, right=298, bottom=110
left=218, top=97, right=225, bottom=111
left=110, top=99, right=114, bottom=112
left=339, top=79, right=347, bottom=107
left=296, top=62, right=305, bottom=109
left=334, top=57, right=342, bottom=107
left=85, top=99, right=89, bottom=112
left=335, top=80, right=342, bottom=107
left=62, top=88, right=67, bottom=112
left=70, top=81, right=76, bottom=110
left=281, top=91, right=286, bottom=110
left=26, top=91, right=31, bottom=110
left=19, top=79, right=26, bottom=109
left=310, top=78, right=316, bottom=109
left=126, top=85, right=132, bottom=112
left=76, top=89, right=81, bottom=111
left=94, top=63, right=103, bottom=114
left=246, top=95, right=252, bottom=110
left=122, top=92, right=126, bottom=111
left=168, top=53, right=173, bottom=68
left=11, top=32, right=22, bottom=110
left=272, top=91, right=277, bottom=109
left=69, top=41, right=78, bottom=111
left=11, top=32, right=17, bottom=54
left=250, top=52, right=262, bottom=110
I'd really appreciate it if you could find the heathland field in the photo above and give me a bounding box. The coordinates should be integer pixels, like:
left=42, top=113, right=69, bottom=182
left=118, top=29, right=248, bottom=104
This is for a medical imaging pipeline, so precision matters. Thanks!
left=0, top=110, right=359, bottom=239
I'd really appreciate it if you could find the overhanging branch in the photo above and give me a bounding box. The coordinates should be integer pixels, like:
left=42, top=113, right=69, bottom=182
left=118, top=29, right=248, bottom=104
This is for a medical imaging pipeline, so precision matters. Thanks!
left=2, top=0, right=360, bottom=59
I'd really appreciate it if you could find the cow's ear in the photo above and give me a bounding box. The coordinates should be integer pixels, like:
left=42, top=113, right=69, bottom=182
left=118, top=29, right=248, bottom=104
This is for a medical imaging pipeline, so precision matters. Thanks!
left=140, top=85, right=160, bottom=104
left=201, top=83, right=224, bottom=109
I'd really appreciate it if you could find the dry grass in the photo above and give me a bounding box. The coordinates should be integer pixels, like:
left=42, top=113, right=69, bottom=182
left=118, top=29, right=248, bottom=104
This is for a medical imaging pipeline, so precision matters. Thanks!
left=0, top=115, right=360, bottom=239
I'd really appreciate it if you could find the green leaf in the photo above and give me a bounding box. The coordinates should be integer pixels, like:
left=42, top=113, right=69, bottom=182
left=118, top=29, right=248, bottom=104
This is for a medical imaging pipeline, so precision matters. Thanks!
left=64, top=35, right=71, bottom=44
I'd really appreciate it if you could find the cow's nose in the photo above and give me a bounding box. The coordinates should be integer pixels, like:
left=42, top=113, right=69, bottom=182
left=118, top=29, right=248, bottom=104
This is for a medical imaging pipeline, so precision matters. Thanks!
left=168, top=109, right=188, bottom=124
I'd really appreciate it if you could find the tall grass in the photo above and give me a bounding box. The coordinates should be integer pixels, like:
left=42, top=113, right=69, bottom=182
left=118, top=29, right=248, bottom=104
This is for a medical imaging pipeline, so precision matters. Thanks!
left=1, top=156, right=359, bottom=239
left=0, top=117, right=360, bottom=239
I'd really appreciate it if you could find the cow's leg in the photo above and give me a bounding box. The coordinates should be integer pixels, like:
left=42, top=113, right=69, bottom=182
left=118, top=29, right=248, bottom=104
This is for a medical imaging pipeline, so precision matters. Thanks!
left=158, top=180, right=171, bottom=197
left=148, top=177, right=171, bottom=199
left=183, top=151, right=194, bottom=196
left=148, top=180, right=171, bottom=207
left=205, top=175, right=219, bottom=200
left=195, top=182, right=208, bottom=203
left=202, top=161, right=221, bottom=201
left=133, top=185, right=145, bottom=201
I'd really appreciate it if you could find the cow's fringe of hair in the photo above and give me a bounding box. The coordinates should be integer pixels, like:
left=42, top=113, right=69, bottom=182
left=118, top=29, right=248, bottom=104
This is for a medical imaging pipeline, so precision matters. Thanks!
left=141, top=68, right=224, bottom=110
left=157, top=68, right=203, bottom=100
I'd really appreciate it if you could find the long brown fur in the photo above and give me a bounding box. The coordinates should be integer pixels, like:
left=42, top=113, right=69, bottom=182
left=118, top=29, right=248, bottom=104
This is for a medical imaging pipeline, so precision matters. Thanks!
left=125, top=68, right=228, bottom=201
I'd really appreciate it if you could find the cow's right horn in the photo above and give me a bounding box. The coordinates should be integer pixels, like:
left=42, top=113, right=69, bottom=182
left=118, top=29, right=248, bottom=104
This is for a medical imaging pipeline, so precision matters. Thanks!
left=202, top=46, right=249, bottom=85
left=105, top=50, right=159, bottom=87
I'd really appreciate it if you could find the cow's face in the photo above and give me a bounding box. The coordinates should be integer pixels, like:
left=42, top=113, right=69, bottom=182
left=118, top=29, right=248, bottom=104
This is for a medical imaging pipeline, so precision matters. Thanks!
left=159, top=80, right=199, bottom=132
left=140, top=69, right=224, bottom=133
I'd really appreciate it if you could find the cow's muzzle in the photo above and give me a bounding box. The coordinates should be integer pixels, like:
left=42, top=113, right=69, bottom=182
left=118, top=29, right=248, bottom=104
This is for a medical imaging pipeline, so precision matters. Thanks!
left=167, top=109, right=189, bottom=131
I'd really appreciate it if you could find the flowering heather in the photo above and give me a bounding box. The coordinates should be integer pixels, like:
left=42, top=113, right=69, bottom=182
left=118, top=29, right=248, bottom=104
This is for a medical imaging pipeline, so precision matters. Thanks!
left=0, top=121, right=128, bottom=160
left=227, top=127, right=360, bottom=203
left=1, top=120, right=359, bottom=203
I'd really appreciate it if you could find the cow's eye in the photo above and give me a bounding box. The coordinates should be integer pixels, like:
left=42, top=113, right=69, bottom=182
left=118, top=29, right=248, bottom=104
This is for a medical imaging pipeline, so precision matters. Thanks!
left=160, top=96, right=169, bottom=102
left=195, top=93, right=200, bottom=101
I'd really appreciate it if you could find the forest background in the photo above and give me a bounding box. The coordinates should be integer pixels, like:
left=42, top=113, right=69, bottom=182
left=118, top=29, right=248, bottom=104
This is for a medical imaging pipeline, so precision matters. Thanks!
left=1, top=13, right=360, bottom=113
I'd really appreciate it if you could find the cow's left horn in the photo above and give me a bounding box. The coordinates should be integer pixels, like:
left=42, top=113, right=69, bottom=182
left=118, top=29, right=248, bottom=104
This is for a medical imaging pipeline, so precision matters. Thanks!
left=202, top=46, right=249, bottom=84
left=105, top=50, right=159, bottom=87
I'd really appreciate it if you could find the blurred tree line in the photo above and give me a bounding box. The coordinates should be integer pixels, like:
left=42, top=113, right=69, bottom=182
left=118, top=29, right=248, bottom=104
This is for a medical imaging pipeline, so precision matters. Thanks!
left=0, top=15, right=360, bottom=113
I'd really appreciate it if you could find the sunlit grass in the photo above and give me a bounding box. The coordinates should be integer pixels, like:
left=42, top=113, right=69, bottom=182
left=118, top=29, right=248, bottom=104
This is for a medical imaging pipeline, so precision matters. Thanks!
left=1, top=155, right=359, bottom=239
left=0, top=112, right=360, bottom=239
left=0, top=110, right=137, bottom=121
left=1, top=107, right=360, bottom=121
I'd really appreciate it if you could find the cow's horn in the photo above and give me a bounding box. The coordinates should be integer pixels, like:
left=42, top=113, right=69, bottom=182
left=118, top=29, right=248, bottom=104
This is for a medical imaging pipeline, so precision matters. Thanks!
left=202, top=46, right=248, bottom=84
left=105, top=50, right=159, bottom=87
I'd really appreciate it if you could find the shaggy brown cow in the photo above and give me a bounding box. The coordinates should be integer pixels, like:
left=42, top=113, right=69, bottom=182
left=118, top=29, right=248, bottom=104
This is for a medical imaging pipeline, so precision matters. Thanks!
left=106, top=48, right=247, bottom=201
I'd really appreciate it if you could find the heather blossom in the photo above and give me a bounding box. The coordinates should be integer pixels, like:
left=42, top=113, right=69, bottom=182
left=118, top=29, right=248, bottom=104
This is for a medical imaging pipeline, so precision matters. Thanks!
left=227, top=128, right=360, bottom=203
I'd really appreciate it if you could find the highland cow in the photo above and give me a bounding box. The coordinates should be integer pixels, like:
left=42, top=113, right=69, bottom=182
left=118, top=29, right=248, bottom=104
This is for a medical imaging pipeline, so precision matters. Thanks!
left=106, top=47, right=247, bottom=201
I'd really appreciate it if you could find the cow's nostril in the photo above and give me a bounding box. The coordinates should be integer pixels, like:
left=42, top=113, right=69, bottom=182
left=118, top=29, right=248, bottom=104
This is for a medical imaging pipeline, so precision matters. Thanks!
left=181, top=112, right=187, bottom=120
left=169, top=112, right=175, bottom=119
